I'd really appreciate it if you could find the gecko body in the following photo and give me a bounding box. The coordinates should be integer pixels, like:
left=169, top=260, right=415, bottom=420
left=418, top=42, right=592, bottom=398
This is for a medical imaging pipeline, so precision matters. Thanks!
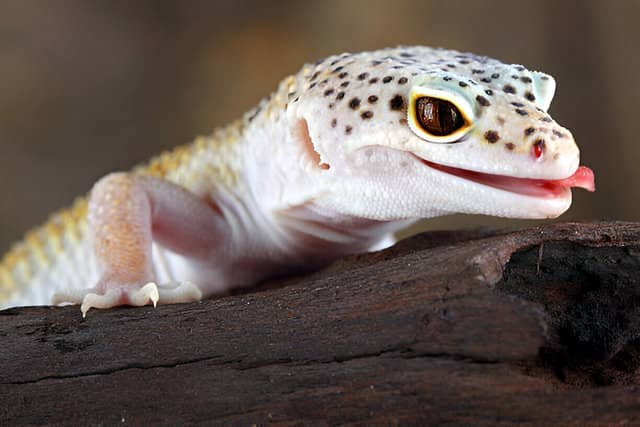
left=0, top=46, right=594, bottom=315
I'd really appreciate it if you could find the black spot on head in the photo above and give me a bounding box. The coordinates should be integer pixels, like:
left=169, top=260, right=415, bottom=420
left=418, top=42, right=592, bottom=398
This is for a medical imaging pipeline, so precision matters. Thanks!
left=459, top=81, right=468, bottom=87
left=329, top=103, right=335, bottom=109
left=524, top=127, right=535, bottom=136
left=324, top=89, right=334, bottom=97
left=361, top=111, right=373, bottom=120
left=485, top=89, right=494, bottom=96
left=330, top=59, right=339, bottom=66
left=338, top=72, right=348, bottom=79
left=525, top=92, right=536, bottom=102
left=371, top=60, right=382, bottom=66
left=345, top=125, right=353, bottom=135
left=332, top=66, right=344, bottom=73
left=311, top=71, right=320, bottom=81
left=459, top=59, right=470, bottom=64
left=369, top=77, right=379, bottom=84
left=447, top=64, right=456, bottom=68
left=484, top=130, right=500, bottom=143
left=491, top=73, right=500, bottom=79
left=511, top=102, right=525, bottom=107
left=382, top=76, right=393, bottom=83
left=349, top=98, right=361, bottom=109
left=336, top=91, right=345, bottom=100
left=553, top=130, right=566, bottom=138
left=515, top=66, right=525, bottom=71
left=520, top=76, right=532, bottom=84
left=505, top=142, right=515, bottom=150
left=368, top=95, right=378, bottom=103
left=398, top=77, right=408, bottom=84
left=443, top=76, right=453, bottom=81
left=515, top=108, right=528, bottom=116
left=512, top=75, right=519, bottom=80
left=481, top=78, right=491, bottom=83
left=331, top=118, right=337, bottom=128
left=472, top=69, right=485, bottom=74
left=400, top=52, right=414, bottom=58
left=476, top=95, right=491, bottom=107
left=540, top=75, right=549, bottom=81
left=503, top=84, right=516, bottom=94
left=340, top=81, right=350, bottom=88
left=389, top=94, right=405, bottom=111
left=309, top=82, right=317, bottom=89
left=358, top=72, right=369, bottom=80
left=540, top=116, right=552, bottom=123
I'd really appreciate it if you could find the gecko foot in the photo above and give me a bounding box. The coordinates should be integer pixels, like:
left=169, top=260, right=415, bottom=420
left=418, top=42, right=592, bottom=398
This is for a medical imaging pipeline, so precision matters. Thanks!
left=54, top=282, right=159, bottom=317
left=80, top=282, right=159, bottom=317
left=54, top=281, right=202, bottom=317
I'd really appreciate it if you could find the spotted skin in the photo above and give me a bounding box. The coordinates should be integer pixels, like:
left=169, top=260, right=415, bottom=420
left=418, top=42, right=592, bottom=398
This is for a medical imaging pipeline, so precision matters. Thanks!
left=0, top=46, right=592, bottom=312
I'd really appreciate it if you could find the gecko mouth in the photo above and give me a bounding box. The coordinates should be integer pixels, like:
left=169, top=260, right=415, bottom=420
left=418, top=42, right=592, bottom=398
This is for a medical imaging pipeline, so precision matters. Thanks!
left=417, top=157, right=595, bottom=198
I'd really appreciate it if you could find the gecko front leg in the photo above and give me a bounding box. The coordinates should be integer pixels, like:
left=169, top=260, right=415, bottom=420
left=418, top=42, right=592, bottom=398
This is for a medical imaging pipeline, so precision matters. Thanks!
left=54, top=172, right=227, bottom=316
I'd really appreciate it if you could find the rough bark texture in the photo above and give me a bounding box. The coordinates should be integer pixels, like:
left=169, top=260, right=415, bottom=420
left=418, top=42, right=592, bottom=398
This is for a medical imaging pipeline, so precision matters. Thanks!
left=1, top=221, right=640, bottom=425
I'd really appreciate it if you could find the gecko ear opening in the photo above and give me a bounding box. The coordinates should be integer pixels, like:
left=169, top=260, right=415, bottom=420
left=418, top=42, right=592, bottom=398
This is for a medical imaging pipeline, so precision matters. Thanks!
left=296, top=119, right=330, bottom=170
left=531, top=71, right=556, bottom=112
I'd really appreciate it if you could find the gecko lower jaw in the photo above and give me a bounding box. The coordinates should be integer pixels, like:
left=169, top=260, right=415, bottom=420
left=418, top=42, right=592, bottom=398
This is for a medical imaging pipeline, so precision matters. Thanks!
left=414, top=155, right=595, bottom=199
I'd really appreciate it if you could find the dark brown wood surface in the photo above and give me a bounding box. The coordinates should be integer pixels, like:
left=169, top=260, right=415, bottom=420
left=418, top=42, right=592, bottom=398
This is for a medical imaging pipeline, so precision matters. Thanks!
left=1, top=222, right=640, bottom=425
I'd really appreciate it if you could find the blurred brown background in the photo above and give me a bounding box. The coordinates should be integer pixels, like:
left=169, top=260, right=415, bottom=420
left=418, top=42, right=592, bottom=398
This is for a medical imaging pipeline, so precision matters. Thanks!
left=1, top=0, right=638, bottom=252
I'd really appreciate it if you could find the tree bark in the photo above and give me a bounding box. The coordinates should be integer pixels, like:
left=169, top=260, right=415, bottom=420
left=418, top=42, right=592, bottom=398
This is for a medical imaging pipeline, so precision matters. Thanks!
left=1, top=221, right=639, bottom=425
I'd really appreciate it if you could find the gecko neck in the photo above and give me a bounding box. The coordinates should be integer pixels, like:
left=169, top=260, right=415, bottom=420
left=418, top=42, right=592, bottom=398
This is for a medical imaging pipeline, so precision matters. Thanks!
left=272, top=202, right=415, bottom=259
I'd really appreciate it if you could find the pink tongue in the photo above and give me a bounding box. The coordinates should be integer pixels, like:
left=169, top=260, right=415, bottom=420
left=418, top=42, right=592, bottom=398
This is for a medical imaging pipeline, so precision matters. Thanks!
left=549, top=166, right=596, bottom=192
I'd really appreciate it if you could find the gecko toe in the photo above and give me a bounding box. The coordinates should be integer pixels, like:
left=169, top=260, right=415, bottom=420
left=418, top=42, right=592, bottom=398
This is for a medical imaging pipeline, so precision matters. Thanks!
left=157, top=281, right=202, bottom=304
left=80, top=291, right=121, bottom=318
left=128, top=282, right=160, bottom=307
left=53, top=288, right=97, bottom=305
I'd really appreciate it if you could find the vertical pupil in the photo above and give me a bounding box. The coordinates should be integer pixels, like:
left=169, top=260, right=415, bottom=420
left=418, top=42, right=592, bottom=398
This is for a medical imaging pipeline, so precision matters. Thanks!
left=416, top=97, right=464, bottom=136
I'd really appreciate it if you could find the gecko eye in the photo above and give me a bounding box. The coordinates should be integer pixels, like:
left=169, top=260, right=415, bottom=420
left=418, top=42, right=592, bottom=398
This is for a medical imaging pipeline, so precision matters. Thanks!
left=415, top=97, right=465, bottom=136
left=407, top=82, right=474, bottom=144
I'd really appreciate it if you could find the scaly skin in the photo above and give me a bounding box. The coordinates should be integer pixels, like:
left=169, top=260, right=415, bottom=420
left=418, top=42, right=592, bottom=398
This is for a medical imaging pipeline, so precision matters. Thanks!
left=0, top=46, right=594, bottom=314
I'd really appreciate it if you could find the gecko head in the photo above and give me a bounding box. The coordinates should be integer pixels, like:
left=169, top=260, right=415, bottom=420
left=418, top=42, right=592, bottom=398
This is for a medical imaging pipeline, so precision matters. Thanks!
left=287, top=47, right=594, bottom=221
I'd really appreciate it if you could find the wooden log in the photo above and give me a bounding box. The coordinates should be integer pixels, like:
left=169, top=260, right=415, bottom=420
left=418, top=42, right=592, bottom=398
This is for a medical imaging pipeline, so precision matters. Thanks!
left=1, top=221, right=639, bottom=425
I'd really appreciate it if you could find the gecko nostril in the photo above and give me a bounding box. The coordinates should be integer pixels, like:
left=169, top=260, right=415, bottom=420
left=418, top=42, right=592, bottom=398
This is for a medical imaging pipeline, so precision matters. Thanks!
left=532, top=139, right=545, bottom=159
